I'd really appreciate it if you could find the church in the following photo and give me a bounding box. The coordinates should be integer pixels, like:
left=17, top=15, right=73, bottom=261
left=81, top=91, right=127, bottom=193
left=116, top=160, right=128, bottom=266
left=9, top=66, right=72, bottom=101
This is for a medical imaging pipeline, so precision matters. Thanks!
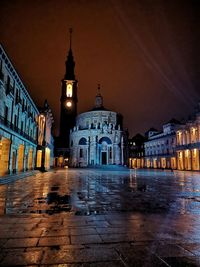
left=54, top=30, right=127, bottom=167
left=70, top=85, right=126, bottom=167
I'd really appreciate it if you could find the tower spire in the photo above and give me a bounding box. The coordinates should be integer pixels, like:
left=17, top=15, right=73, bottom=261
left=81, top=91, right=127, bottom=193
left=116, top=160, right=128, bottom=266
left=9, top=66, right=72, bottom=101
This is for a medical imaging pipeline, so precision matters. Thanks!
left=69, top=28, right=72, bottom=50
left=64, top=28, right=75, bottom=80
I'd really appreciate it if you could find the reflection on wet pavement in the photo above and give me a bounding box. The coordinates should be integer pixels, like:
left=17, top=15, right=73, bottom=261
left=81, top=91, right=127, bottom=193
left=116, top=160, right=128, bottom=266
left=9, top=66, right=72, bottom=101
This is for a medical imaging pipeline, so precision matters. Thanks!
left=1, top=169, right=200, bottom=216
left=0, top=168, right=200, bottom=266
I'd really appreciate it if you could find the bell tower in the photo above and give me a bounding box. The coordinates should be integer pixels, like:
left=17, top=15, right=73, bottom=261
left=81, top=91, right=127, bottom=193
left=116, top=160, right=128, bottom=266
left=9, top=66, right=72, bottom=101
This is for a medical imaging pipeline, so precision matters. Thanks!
left=59, top=28, right=78, bottom=149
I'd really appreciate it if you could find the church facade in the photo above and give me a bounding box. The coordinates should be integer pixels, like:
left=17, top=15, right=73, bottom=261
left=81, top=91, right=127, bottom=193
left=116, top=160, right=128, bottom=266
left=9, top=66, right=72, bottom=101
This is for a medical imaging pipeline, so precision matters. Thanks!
left=70, top=87, right=126, bottom=167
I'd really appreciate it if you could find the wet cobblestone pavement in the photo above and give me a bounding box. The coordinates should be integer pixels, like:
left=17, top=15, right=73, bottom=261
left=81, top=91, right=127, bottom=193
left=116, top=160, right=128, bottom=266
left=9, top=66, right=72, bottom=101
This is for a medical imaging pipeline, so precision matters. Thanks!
left=0, top=168, right=200, bottom=266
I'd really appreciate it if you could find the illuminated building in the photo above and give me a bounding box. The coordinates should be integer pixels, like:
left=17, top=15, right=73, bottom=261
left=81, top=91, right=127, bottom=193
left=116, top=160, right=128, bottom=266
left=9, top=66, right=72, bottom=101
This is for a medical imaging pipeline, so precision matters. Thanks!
left=0, top=44, right=54, bottom=176
left=0, top=44, right=39, bottom=176
left=54, top=29, right=78, bottom=167
left=176, top=104, right=200, bottom=171
left=128, top=134, right=145, bottom=168
left=70, top=86, right=127, bottom=167
left=144, top=119, right=180, bottom=169
left=36, top=100, right=54, bottom=171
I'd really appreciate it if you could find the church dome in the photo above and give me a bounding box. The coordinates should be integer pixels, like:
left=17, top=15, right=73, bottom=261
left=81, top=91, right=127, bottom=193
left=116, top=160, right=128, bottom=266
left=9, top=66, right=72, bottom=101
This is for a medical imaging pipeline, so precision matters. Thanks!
left=75, top=84, right=123, bottom=130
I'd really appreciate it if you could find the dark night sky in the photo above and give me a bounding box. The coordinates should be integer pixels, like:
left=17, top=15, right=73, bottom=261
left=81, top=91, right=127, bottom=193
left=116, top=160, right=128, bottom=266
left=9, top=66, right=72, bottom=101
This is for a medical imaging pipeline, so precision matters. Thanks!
left=0, top=0, right=199, bottom=136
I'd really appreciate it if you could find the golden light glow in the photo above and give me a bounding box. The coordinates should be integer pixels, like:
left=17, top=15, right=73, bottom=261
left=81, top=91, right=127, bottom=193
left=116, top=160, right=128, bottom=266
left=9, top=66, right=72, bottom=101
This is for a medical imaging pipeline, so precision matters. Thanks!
left=36, top=150, right=42, bottom=167
left=66, top=83, right=72, bottom=97
left=45, top=148, right=50, bottom=169
left=66, top=101, right=72, bottom=107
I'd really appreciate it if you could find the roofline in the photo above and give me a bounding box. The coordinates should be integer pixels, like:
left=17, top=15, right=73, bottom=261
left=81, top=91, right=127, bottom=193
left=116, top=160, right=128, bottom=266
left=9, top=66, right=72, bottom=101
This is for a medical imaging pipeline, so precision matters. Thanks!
left=0, top=43, right=39, bottom=114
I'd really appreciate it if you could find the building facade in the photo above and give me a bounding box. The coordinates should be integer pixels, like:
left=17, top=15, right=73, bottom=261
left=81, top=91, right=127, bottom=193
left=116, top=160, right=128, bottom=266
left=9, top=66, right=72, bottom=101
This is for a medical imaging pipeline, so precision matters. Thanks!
left=70, top=88, right=127, bottom=167
left=176, top=107, right=200, bottom=171
left=0, top=44, right=54, bottom=176
left=0, top=44, right=39, bottom=176
left=128, top=134, right=145, bottom=169
left=36, top=100, right=54, bottom=171
left=144, top=119, right=180, bottom=169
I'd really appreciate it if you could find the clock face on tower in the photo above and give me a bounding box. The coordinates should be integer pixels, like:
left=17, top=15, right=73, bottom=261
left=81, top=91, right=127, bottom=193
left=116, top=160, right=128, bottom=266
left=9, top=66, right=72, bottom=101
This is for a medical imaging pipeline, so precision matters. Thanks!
left=66, top=83, right=72, bottom=97
left=66, top=101, right=72, bottom=108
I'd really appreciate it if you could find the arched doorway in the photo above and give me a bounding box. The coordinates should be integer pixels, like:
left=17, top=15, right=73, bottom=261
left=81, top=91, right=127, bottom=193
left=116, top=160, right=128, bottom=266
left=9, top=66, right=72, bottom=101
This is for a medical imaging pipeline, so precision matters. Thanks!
left=0, top=138, right=11, bottom=176
left=18, top=145, right=24, bottom=172
left=78, top=137, right=87, bottom=167
left=99, top=137, right=112, bottom=165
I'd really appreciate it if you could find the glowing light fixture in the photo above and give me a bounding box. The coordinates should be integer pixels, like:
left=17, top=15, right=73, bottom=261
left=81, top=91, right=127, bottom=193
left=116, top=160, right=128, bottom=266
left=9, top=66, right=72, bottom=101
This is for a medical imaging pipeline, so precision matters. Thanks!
left=66, top=101, right=72, bottom=107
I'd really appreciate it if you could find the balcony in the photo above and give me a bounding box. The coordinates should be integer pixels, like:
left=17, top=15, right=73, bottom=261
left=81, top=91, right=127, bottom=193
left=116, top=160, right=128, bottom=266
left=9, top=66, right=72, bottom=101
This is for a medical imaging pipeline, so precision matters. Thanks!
left=0, top=114, right=37, bottom=144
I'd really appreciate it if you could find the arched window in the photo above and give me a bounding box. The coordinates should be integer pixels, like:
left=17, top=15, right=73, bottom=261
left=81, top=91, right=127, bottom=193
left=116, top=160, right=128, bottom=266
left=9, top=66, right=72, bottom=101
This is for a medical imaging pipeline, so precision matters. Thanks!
left=99, top=137, right=112, bottom=144
left=78, top=137, right=87, bottom=145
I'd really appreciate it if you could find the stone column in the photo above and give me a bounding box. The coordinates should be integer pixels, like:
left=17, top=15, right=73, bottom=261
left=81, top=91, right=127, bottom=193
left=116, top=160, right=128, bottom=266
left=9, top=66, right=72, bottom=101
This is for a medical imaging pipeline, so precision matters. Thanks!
left=121, top=136, right=124, bottom=165
left=111, top=145, right=114, bottom=164
left=8, top=138, right=13, bottom=174
left=86, top=144, right=89, bottom=166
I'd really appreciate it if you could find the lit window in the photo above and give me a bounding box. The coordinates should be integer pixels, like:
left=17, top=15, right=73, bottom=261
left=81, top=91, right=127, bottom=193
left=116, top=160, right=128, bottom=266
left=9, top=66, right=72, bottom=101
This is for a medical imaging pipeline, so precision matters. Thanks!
left=66, top=83, right=72, bottom=97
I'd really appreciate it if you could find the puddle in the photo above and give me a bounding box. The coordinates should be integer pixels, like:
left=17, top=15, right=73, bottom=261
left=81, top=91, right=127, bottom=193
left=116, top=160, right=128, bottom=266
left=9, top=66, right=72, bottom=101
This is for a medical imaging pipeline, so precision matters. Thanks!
left=29, top=193, right=72, bottom=215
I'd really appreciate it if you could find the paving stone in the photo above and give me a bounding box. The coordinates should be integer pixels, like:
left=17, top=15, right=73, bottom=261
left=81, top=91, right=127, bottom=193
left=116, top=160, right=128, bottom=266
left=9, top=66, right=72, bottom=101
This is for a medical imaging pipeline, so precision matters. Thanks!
left=96, top=227, right=127, bottom=235
left=87, top=261, right=125, bottom=267
left=38, top=236, right=70, bottom=246
left=70, top=234, right=102, bottom=245
left=0, top=238, right=8, bottom=248
left=70, top=228, right=97, bottom=236
left=100, top=233, right=133, bottom=243
left=40, top=264, right=85, bottom=267
left=41, top=247, right=119, bottom=264
left=3, top=237, right=38, bottom=248
left=152, top=244, right=195, bottom=257
left=0, top=250, right=42, bottom=266
left=42, top=229, right=69, bottom=237
left=86, top=221, right=110, bottom=227
left=132, top=231, right=154, bottom=242
left=12, top=229, right=43, bottom=238
left=116, top=245, right=168, bottom=267
left=179, top=243, right=200, bottom=256
left=0, top=231, right=17, bottom=238
left=163, top=256, right=200, bottom=267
